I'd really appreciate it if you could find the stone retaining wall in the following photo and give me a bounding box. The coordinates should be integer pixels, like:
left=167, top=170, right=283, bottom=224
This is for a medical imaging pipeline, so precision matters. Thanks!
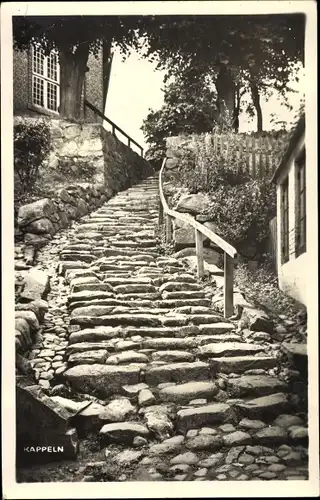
left=15, top=116, right=154, bottom=252
left=17, top=183, right=109, bottom=250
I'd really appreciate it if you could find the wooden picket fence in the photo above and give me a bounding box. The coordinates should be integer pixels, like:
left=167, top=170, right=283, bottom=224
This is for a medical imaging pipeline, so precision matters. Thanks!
left=207, top=133, right=288, bottom=179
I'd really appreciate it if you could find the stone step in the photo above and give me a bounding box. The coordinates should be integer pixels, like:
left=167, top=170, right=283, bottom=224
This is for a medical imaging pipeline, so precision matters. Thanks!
left=121, top=326, right=199, bottom=338
left=66, top=341, right=115, bottom=354
left=68, top=327, right=123, bottom=344
left=68, top=299, right=154, bottom=311
left=151, top=350, right=195, bottom=363
left=235, top=393, right=292, bottom=420
left=144, top=361, right=211, bottom=385
left=156, top=299, right=212, bottom=308
left=210, top=356, right=278, bottom=374
left=225, top=374, right=289, bottom=398
left=158, top=381, right=219, bottom=404
left=176, top=403, right=233, bottom=432
left=161, top=291, right=207, bottom=300
left=63, top=364, right=142, bottom=397
left=70, top=313, right=163, bottom=328
left=198, top=342, right=266, bottom=359
left=113, top=284, right=157, bottom=294
left=142, top=337, right=196, bottom=350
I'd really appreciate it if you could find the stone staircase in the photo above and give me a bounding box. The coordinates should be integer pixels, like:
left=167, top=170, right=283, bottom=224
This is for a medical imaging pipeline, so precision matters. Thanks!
left=26, top=175, right=308, bottom=481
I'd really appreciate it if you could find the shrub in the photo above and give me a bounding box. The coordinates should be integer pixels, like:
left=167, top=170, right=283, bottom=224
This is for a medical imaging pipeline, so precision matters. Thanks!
left=178, top=134, right=252, bottom=194
left=14, top=119, right=52, bottom=193
left=172, top=132, right=277, bottom=258
left=205, top=179, right=277, bottom=255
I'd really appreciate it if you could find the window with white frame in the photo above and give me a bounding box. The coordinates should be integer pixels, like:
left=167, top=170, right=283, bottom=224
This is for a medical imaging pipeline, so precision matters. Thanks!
left=31, top=45, right=60, bottom=112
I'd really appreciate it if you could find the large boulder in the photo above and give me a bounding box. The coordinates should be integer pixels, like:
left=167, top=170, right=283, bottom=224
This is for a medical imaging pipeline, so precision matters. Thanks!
left=20, top=268, right=50, bottom=302
left=18, top=198, right=58, bottom=228
left=239, top=307, right=275, bottom=333
left=175, top=193, right=210, bottom=215
left=24, top=217, right=56, bottom=236
left=16, top=381, right=79, bottom=465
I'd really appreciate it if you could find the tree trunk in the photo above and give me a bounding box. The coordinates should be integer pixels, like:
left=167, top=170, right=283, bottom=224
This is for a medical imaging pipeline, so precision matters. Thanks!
left=59, top=43, right=90, bottom=120
left=250, top=81, right=263, bottom=132
left=215, top=63, right=236, bottom=130
left=102, top=39, right=113, bottom=106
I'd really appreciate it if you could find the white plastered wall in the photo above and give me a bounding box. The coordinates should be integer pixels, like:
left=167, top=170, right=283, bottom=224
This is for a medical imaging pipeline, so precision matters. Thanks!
left=276, top=133, right=308, bottom=306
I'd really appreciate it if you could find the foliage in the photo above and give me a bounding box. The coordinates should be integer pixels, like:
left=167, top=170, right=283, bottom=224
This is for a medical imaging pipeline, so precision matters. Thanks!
left=13, top=16, right=142, bottom=57
left=205, top=179, right=276, bottom=248
left=173, top=132, right=277, bottom=255
left=13, top=16, right=143, bottom=118
left=55, top=160, right=97, bottom=183
left=14, top=119, right=52, bottom=193
left=140, top=14, right=305, bottom=130
left=142, top=67, right=218, bottom=163
left=235, top=262, right=307, bottom=322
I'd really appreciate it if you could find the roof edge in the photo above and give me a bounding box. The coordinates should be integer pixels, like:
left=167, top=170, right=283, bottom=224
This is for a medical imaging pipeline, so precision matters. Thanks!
left=270, top=113, right=305, bottom=184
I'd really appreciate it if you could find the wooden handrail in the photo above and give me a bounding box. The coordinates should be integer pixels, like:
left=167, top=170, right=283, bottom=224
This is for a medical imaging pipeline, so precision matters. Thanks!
left=159, top=158, right=237, bottom=318
left=84, top=99, right=144, bottom=157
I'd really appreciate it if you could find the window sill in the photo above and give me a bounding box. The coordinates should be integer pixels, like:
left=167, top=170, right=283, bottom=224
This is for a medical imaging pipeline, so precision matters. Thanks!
left=27, top=103, right=60, bottom=118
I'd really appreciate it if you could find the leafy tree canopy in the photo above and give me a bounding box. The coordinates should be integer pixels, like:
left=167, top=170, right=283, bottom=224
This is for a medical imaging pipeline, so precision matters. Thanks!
left=142, top=66, right=218, bottom=165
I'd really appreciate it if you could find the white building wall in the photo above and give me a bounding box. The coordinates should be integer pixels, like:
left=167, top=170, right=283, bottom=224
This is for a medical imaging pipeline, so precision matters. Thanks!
left=276, top=134, right=307, bottom=305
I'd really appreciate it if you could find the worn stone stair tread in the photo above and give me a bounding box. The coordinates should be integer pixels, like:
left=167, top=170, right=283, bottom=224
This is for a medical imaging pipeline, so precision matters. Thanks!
left=68, top=350, right=108, bottom=365
left=145, top=361, right=211, bottom=385
left=177, top=403, right=233, bottom=431
left=151, top=350, right=195, bottom=362
left=226, top=375, right=289, bottom=397
left=210, top=356, right=278, bottom=374
left=70, top=313, right=164, bottom=327
left=198, top=342, right=265, bottom=358
left=66, top=341, right=115, bottom=354
left=142, top=337, right=196, bottom=350
left=63, top=364, right=142, bottom=396
left=235, top=393, right=292, bottom=418
left=68, top=327, right=122, bottom=344
left=159, top=380, right=219, bottom=403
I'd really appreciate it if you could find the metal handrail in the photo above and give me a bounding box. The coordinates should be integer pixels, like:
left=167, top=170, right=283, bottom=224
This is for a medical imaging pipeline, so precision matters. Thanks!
left=84, top=99, right=144, bottom=157
left=159, top=158, right=237, bottom=318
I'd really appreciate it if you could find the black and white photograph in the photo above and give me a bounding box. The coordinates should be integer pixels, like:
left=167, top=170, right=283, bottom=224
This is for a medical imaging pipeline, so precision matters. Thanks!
left=1, top=1, right=318, bottom=498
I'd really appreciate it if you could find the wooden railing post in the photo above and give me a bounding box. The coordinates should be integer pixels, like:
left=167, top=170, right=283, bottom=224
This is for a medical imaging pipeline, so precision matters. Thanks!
left=159, top=200, right=164, bottom=226
left=128, top=137, right=131, bottom=148
left=195, top=228, right=205, bottom=278
left=165, top=214, right=173, bottom=243
left=224, top=252, right=234, bottom=318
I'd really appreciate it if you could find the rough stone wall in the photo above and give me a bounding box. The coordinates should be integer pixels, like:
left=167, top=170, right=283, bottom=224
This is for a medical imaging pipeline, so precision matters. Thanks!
left=17, top=184, right=109, bottom=249
left=13, top=49, right=30, bottom=113
left=48, top=119, right=105, bottom=183
left=102, top=127, right=154, bottom=195
left=15, top=116, right=154, bottom=249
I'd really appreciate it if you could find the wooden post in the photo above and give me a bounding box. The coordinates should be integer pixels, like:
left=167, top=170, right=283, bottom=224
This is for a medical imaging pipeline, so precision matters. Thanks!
left=128, top=137, right=131, bottom=148
left=165, top=215, right=173, bottom=243
left=224, top=253, right=234, bottom=318
left=195, top=229, right=205, bottom=278
left=112, top=125, right=115, bottom=136
left=158, top=200, right=164, bottom=226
